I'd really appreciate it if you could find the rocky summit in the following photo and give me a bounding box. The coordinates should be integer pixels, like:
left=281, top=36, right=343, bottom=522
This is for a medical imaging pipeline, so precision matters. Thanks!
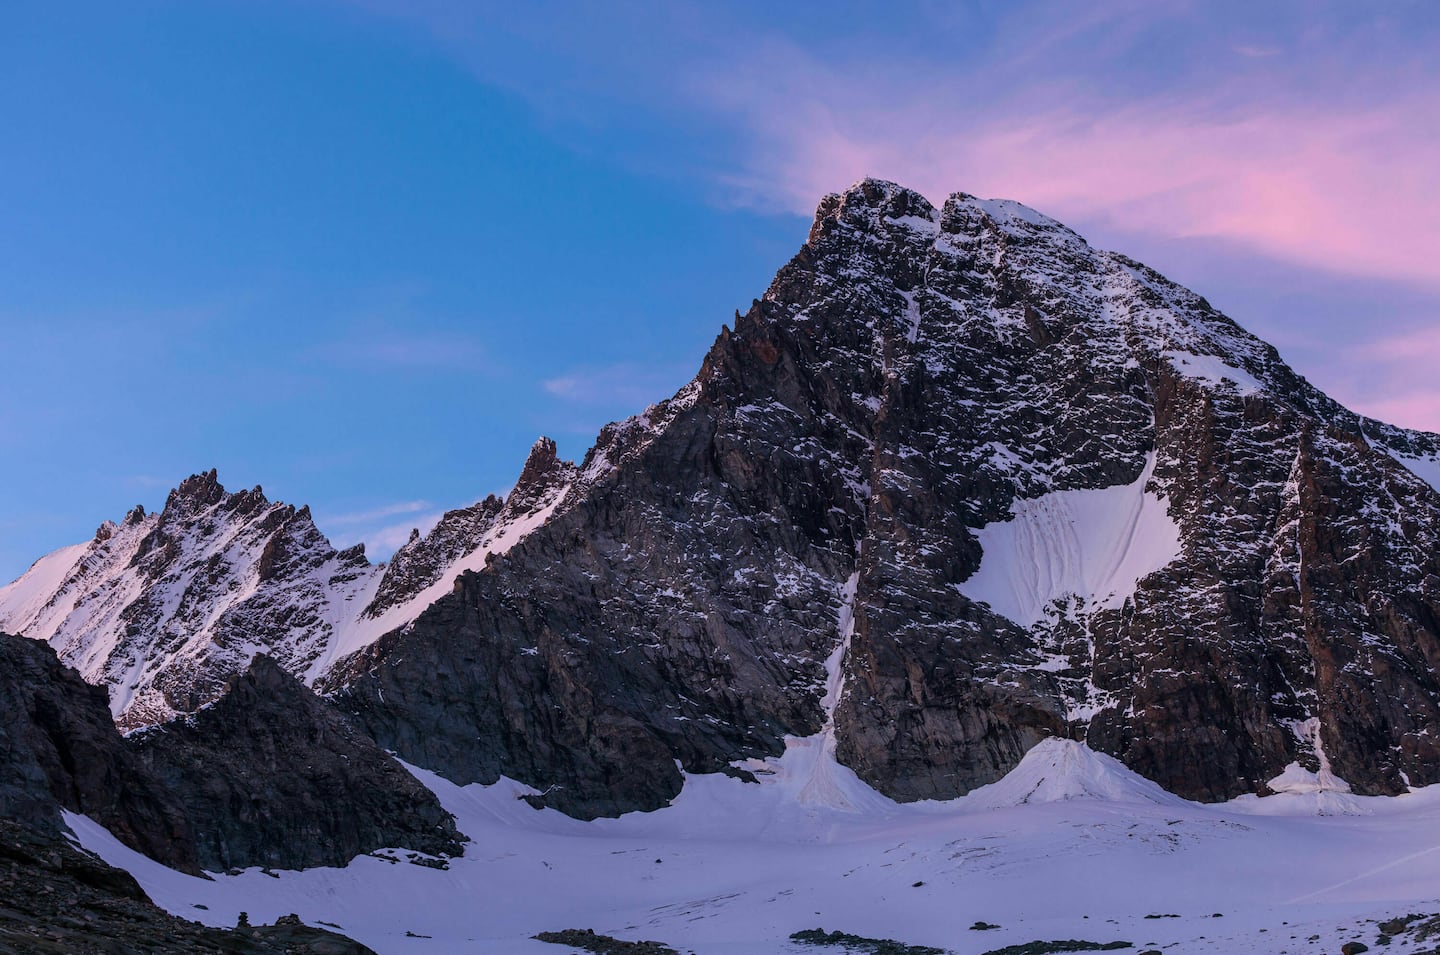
left=7, top=179, right=1440, bottom=825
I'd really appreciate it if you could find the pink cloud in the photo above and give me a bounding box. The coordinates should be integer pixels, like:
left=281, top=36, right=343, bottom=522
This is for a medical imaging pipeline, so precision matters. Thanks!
left=714, top=92, right=1440, bottom=287
left=1308, top=326, right=1440, bottom=431
left=1359, top=393, right=1440, bottom=431
left=333, top=3, right=1440, bottom=288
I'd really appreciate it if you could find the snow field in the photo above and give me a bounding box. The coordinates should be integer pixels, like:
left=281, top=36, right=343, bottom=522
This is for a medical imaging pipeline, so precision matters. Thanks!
left=70, top=738, right=1440, bottom=955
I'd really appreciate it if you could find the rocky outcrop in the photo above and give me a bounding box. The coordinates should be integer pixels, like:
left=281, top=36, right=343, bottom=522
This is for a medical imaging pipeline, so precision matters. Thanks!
left=130, top=655, right=464, bottom=871
left=0, top=633, right=457, bottom=878
left=327, top=180, right=1440, bottom=813
left=0, top=633, right=199, bottom=873
left=362, top=496, right=503, bottom=619
left=360, top=437, right=578, bottom=620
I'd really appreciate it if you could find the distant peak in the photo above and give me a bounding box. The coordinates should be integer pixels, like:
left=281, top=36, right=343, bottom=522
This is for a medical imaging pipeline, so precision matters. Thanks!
left=166, top=469, right=226, bottom=510
left=508, top=436, right=577, bottom=515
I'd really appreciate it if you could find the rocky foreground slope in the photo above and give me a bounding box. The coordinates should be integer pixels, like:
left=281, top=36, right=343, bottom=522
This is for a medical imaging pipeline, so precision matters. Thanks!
left=0, top=633, right=460, bottom=873
left=7, top=179, right=1440, bottom=824
left=0, top=818, right=377, bottom=955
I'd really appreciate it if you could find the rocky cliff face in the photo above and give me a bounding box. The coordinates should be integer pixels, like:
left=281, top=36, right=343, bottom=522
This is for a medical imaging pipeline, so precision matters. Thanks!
left=0, top=633, right=199, bottom=873
left=325, top=180, right=1440, bottom=814
left=131, top=654, right=463, bottom=872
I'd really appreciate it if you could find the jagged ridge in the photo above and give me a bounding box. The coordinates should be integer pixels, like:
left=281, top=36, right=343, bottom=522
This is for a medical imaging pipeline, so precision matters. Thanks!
left=0, top=440, right=579, bottom=728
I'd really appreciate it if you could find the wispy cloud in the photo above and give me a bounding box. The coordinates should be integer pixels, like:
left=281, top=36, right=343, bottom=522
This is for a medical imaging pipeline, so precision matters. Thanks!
left=317, top=500, right=447, bottom=561
left=338, top=2, right=1440, bottom=289
left=319, top=500, right=434, bottom=526
left=359, top=512, right=447, bottom=556
left=542, top=361, right=693, bottom=409
left=700, top=53, right=1440, bottom=287
left=1341, top=327, right=1440, bottom=431
left=1232, top=44, right=1281, bottom=58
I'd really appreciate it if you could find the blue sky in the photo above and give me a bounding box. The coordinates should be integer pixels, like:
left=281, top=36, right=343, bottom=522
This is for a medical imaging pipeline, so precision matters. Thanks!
left=2, top=1, right=1438, bottom=580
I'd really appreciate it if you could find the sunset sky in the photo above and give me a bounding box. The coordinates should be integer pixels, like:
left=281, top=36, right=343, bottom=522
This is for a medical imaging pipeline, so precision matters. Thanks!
left=3, top=1, right=1438, bottom=579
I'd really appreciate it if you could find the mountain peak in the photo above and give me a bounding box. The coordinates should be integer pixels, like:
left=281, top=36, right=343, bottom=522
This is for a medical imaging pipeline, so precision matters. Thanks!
left=508, top=435, right=576, bottom=516
left=166, top=469, right=225, bottom=510
left=809, top=178, right=937, bottom=245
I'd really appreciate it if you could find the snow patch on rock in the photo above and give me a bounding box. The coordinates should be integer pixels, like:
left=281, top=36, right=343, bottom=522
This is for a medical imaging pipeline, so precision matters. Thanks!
left=0, top=542, right=89, bottom=634
left=1164, top=349, right=1263, bottom=395
left=959, top=453, right=1182, bottom=627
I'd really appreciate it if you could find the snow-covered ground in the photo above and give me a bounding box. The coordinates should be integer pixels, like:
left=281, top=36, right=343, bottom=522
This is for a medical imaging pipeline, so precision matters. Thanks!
left=69, top=738, right=1440, bottom=954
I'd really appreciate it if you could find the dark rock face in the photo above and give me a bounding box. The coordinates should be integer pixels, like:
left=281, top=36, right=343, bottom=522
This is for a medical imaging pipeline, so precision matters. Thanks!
left=0, top=634, right=455, bottom=880
left=130, top=655, right=463, bottom=872
left=327, top=179, right=1440, bottom=814
left=0, top=633, right=199, bottom=874
left=0, top=819, right=375, bottom=955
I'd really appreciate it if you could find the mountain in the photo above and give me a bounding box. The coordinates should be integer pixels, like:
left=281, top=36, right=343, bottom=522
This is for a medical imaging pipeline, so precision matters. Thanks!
left=322, top=179, right=1440, bottom=815
left=8, top=178, right=1440, bottom=823
left=0, top=439, right=574, bottom=731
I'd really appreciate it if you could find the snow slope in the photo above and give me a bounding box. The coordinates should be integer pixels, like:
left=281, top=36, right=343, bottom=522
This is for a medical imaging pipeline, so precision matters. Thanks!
left=308, top=486, right=571, bottom=680
left=70, top=736, right=1440, bottom=955
left=959, top=454, right=1183, bottom=626
left=0, top=542, right=89, bottom=628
